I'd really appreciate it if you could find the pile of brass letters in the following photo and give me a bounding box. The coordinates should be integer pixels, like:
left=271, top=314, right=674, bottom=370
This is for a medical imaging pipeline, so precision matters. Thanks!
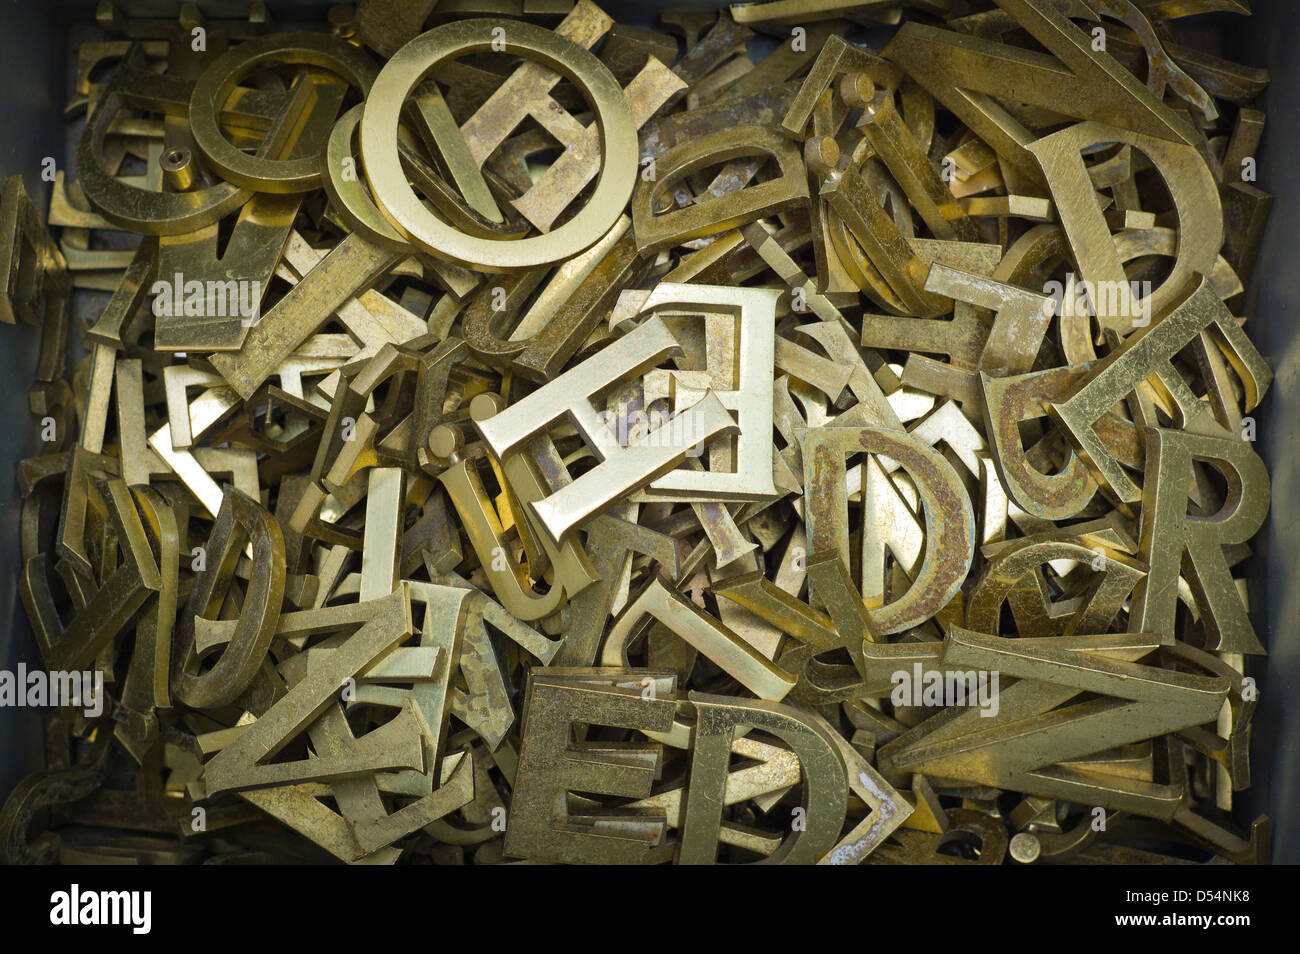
left=0, top=0, right=1278, bottom=865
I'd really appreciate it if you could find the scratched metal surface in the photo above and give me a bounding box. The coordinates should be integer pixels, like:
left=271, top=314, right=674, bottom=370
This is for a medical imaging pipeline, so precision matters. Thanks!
left=0, top=0, right=1293, bottom=864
